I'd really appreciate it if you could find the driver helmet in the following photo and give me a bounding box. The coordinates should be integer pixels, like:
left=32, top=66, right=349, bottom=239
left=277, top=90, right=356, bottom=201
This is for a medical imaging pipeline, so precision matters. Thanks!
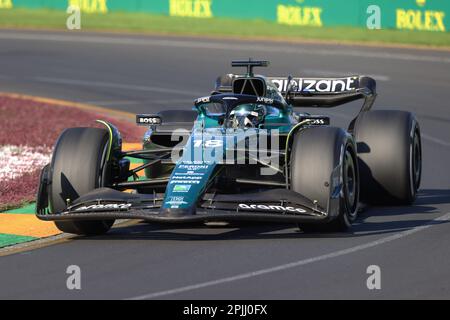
left=228, top=104, right=266, bottom=129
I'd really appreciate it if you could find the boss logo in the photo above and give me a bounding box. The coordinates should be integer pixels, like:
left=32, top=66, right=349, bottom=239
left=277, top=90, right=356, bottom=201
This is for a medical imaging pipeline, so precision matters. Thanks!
left=307, top=117, right=330, bottom=125
left=297, top=115, right=330, bottom=125
left=136, top=115, right=162, bottom=126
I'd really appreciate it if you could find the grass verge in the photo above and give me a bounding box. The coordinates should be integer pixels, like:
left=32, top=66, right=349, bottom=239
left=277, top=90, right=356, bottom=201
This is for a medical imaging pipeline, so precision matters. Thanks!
left=0, top=9, right=450, bottom=48
left=0, top=94, right=144, bottom=211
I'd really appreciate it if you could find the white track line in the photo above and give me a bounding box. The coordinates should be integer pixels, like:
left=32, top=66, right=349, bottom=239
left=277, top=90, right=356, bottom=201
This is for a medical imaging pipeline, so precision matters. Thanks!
left=129, top=212, right=450, bottom=300
left=325, top=110, right=450, bottom=149
left=26, top=75, right=450, bottom=150
left=1, top=32, right=450, bottom=64
left=32, top=76, right=203, bottom=97
left=33, top=75, right=450, bottom=149
left=421, top=133, right=450, bottom=148
left=81, top=99, right=190, bottom=106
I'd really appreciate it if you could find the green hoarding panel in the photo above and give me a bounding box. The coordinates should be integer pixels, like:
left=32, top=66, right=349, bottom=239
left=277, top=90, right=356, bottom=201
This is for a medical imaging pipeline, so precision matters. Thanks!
left=2, top=0, right=449, bottom=32
left=359, top=0, right=449, bottom=31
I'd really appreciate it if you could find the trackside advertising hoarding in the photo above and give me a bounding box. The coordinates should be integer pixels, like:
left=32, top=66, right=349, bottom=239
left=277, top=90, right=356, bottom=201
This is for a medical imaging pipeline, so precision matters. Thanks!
left=0, top=0, right=449, bottom=32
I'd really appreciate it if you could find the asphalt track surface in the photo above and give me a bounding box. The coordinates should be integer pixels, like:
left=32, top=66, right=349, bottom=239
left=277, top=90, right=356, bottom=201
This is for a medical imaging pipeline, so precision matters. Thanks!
left=0, top=30, right=449, bottom=299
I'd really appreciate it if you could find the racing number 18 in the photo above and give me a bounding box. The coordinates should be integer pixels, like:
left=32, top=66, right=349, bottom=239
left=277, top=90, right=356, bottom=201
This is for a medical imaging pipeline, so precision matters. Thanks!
left=193, top=139, right=223, bottom=148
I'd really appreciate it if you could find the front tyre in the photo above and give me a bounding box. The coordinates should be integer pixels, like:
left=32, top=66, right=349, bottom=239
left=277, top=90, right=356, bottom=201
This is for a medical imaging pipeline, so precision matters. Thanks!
left=290, top=127, right=359, bottom=232
left=49, top=127, right=115, bottom=235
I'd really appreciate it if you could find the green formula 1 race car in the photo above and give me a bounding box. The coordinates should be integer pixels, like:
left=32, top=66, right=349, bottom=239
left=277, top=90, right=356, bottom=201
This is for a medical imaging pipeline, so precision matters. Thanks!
left=36, top=60, right=422, bottom=235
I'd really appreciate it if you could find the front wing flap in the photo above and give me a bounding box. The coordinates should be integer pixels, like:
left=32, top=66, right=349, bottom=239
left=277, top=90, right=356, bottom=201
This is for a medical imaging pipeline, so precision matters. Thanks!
left=37, top=188, right=332, bottom=224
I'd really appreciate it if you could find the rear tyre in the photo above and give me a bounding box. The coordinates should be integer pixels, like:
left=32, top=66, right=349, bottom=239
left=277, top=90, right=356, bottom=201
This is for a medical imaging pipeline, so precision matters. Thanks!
left=49, top=127, right=115, bottom=235
left=290, top=127, right=359, bottom=232
left=353, top=110, right=421, bottom=205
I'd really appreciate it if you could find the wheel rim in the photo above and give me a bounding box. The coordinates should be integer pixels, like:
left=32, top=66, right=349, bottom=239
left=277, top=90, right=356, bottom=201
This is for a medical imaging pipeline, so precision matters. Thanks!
left=98, top=137, right=110, bottom=187
left=412, top=131, right=421, bottom=189
left=344, top=148, right=357, bottom=215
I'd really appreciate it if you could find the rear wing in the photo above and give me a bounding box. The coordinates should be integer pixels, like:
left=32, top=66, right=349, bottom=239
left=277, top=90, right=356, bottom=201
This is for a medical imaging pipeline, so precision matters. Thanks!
left=268, top=76, right=377, bottom=111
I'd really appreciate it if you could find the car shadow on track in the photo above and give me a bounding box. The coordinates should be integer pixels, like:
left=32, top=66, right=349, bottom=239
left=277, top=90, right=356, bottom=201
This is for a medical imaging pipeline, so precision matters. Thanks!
left=76, top=189, right=450, bottom=241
